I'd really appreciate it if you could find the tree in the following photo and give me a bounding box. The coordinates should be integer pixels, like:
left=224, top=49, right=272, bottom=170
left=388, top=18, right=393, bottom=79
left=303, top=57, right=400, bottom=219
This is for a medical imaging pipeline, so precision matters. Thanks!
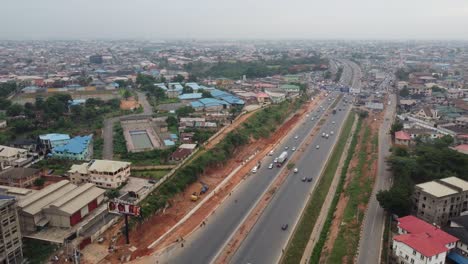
left=122, top=89, right=132, bottom=100
left=11, top=119, right=34, bottom=133
left=200, top=89, right=212, bottom=98
left=33, top=178, right=45, bottom=187
left=182, top=86, right=193, bottom=94
left=105, top=189, right=120, bottom=199
left=35, top=96, right=45, bottom=110
left=376, top=186, right=412, bottom=216
left=0, top=98, right=11, bottom=110
left=399, top=87, right=410, bottom=97
left=6, top=104, right=24, bottom=116
left=152, top=87, right=167, bottom=102
left=176, top=106, right=194, bottom=117
left=171, top=74, right=185, bottom=83
left=390, top=120, right=404, bottom=135
left=395, top=68, right=410, bottom=81
left=166, top=115, right=178, bottom=128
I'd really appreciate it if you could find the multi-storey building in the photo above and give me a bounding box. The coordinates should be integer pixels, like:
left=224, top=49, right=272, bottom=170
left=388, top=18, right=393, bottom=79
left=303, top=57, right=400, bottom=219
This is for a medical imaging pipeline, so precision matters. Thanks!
left=413, top=177, right=468, bottom=226
left=0, top=197, right=23, bottom=264
left=68, top=159, right=131, bottom=189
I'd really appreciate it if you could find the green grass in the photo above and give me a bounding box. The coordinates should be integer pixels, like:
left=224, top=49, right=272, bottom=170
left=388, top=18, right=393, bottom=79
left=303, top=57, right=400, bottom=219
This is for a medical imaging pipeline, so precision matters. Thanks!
left=132, top=169, right=170, bottom=180
left=309, top=116, right=362, bottom=263
left=327, top=123, right=375, bottom=264
left=381, top=214, right=391, bottom=264
left=23, top=238, right=58, bottom=264
left=93, top=137, right=104, bottom=159
left=281, top=112, right=356, bottom=264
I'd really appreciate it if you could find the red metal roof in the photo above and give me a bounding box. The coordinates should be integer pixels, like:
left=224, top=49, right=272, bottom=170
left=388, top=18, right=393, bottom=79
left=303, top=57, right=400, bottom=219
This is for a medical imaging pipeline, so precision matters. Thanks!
left=398, top=215, right=458, bottom=246
left=394, top=233, right=449, bottom=257
left=395, top=130, right=411, bottom=140
left=454, top=144, right=468, bottom=151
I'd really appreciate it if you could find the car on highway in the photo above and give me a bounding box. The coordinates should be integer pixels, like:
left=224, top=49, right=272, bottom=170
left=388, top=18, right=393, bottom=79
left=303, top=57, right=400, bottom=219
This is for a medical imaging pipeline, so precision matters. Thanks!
left=332, top=121, right=336, bottom=124
left=325, top=134, right=329, bottom=138
left=301, top=177, right=306, bottom=182
left=268, top=150, right=274, bottom=156
left=251, top=166, right=258, bottom=173
left=330, top=131, right=334, bottom=135
left=316, top=145, right=320, bottom=149
left=268, top=163, right=273, bottom=169
left=281, top=224, right=288, bottom=230
left=306, top=177, right=313, bottom=182
left=311, top=117, right=315, bottom=121
left=294, top=135, right=299, bottom=139
left=293, top=168, right=298, bottom=173
left=284, top=146, right=289, bottom=150
left=322, top=132, right=326, bottom=137
left=292, top=147, right=296, bottom=151
left=274, top=158, right=278, bottom=163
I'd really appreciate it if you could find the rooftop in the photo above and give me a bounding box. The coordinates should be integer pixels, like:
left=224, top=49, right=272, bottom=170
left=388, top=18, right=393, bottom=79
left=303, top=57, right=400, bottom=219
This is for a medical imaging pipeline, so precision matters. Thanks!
left=47, top=183, right=105, bottom=215
left=395, top=131, right=411, bottom=140
left=39, top=133, right=70, bottom=142
left=52, top=134, right=93, bottom=155
left=0, top=145, right=27, bottom=158
left=88, top=159, right=130, bottom=173
left=0, top=167, right=39, bottom=180
left=178, top=93, right=202, bottom=100
left=439, top=177, right=468, bottom=191
left=394, top=233, right=451, bottom=257
left=416, top=181, right=458, bottom=197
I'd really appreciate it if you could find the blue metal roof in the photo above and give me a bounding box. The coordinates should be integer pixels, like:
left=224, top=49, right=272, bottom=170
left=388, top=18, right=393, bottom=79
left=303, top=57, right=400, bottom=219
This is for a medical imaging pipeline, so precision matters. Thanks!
left=39, top=133, right=70, bottom=142
left=448, top=252, right=468, bottom=264
left=68, top=99, right=86, bottom=106
left=190, top=101, right=204, bottom=108
left=164, top=140, right=175, bottom=146
left=179, top=93, right=202, bottom=100
left=170, top=134, right=179, bottom=140
left=169, top=83, right=184, bottom=91
left=186, top=83, right=201, bottom=90
left=52, top=134, right=93, bottom=154
left=221, top=95, right=245, bottom=105
left=199, top=98, right=229, bottom=107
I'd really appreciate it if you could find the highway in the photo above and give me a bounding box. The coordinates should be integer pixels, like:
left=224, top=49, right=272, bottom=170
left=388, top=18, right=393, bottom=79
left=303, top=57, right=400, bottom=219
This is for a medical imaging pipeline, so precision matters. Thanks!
left=154, top=92, right=344, bottom=264
left=356, top=76, right=396, bottom=264
left=231, top=95, right=352, bottom=264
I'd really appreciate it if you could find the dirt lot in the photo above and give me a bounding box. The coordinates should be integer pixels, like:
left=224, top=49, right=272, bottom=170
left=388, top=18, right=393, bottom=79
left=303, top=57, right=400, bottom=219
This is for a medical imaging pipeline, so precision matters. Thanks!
left=94, top=94, right=324, bottom=263
left=319, top=109, right=383, bottom=264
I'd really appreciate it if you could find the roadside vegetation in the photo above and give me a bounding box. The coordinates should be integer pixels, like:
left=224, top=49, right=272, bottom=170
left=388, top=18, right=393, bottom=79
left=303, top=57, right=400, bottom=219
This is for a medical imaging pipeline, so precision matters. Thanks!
left=281, top=112, right=356, bottom=264
left=308, top=116, right=362, bottom=263
left=23, top=238, right=58, bottom=264
left=137, top=96, right=307, bottom=219
left=327, top=122, right=373, bottom=263
left=377, top=135, right=468, bottom=217
left=132, top=169, right=171, bottom=180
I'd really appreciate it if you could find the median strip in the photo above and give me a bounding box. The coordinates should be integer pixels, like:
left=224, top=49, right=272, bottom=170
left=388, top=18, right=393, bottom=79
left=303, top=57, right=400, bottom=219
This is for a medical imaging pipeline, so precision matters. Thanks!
left=281, top=109, right=356, bottom=264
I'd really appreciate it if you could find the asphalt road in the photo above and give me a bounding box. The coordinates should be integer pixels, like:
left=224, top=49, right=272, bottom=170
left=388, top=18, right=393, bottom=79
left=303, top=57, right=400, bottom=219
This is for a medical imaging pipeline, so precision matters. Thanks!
left=356, top=80, right=396, bottom=264
left=231, top=96, right=352, bottom=264
left=154, top=93, right=343, bottom=264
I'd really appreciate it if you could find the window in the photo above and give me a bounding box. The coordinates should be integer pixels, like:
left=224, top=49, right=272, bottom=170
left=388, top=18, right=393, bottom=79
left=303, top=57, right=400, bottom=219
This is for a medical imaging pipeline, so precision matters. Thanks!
left=410, top=259, right=414, bottom=264
left=422, top=204, right=426, bottom=208
left=420, top=255, right=424, bottom=260
left=412, top=250, right=416, bottom=255
left=405, top=255, right=409, bottom=260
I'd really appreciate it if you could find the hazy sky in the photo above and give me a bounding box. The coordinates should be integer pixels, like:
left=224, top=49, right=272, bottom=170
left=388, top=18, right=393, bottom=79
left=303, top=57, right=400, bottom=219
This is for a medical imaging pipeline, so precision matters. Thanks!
left=1, top=0, right=468, bottom=40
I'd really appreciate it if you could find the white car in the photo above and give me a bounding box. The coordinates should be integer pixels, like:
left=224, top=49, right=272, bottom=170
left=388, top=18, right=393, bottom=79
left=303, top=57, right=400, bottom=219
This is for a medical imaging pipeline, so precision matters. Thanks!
left=274, top=158, right=278, bottom=163
left=325, top=134, right=329, bottom=138
left=268, top=163, right=274, bottom=169
left=294, top=135, right=299, bottom=139
left=330, top=131, right=334, bottom=135
left=322, top=132, right=326, bottom=137
left=311, top=117, right=315, bottom=121
left=251, top=166, right=258, bottom=173
left=292, top=147, right=296, bottom=151
left=316, top=145, right=320, bottom=149
left=285, top=146, right=289, bottom=150
left=268, top=150, right=274, bottom=156
left=332, top=121, right=336, bottom=124
left=293, top=168, right=299, bottom=173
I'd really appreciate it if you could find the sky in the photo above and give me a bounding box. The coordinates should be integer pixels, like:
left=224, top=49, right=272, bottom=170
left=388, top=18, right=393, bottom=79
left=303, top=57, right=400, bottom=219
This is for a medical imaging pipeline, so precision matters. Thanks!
left=1, top=0, right=468, bottom=40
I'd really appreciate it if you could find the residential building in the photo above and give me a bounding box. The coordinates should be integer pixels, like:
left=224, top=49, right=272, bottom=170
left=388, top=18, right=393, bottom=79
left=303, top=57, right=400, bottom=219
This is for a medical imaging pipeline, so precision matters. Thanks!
left=16, top=180, right=105, bottom=232
left=0, top=197, right=23, bottom=264
left=170, top=148, right=193, bottom=161
left=443, top=214, right=468, bottom=258
left=415, top=107, right=438, bottom=121
left=0, top=120, right=6, bottom=129
left=68, top=159, right=131, bottom=189
left=0, top=146, right=28, bottom=170
left=38, top=133, right=70, bottom=151
left=0, top=168, right=40, bottom=188
left=393, top=215, right=458, bottom=264
left=451, top=144, right=468, bottom=155
left=49, top=134, right=93, bottom=161
left=413, top=177, right=468, bottom=226
left=395, top=131, right=411, bottom=146
left=265, top=90, right=286, bottom=104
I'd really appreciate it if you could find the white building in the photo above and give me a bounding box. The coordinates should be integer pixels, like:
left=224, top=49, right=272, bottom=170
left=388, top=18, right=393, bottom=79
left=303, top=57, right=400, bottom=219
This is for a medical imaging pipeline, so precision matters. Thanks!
left=393, top=216, right=458, bottom=264
left=0, top=145, right=28, bottom=170
left=68, top=159, right=131, bottom=189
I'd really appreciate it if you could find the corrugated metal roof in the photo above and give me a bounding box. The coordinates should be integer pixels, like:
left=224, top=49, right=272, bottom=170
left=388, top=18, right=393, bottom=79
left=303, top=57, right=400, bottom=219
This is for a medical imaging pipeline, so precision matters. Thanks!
left=39, top=133, right=70, bottom=142
left=178, top=93, right=202, bottom=100
left=18, top=180, right=75, bottom=215
left=52, top=134, right=92, bottom=155
left=48, top=183, right=105, bottom=215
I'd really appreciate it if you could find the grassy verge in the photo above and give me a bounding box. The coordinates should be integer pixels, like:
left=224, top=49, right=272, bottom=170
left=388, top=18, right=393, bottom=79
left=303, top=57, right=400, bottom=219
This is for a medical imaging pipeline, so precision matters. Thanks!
left=93, top=137, right=104, bottom=159
left=132, top=169, right=171, bottom=180
left=327, top=123, right=374, bottom=264
left=23, top=238, right=57, bottom=264
left=309, top=116, right=362, bottom=263
left=330, top=94, right=344, bottom=109
left=381, top=213, right=391, bottom=264
left=281, top=112, right=356, bottom=264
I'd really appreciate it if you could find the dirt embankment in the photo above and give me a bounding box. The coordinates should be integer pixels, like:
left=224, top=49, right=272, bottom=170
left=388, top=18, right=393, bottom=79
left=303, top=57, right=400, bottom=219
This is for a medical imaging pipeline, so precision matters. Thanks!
left=98, top=94, right=324, bottom=263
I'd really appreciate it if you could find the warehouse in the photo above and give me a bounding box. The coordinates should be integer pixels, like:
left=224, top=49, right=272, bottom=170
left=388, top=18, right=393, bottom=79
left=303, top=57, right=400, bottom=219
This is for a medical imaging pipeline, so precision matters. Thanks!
left=17, top=180, right=105, bottom=233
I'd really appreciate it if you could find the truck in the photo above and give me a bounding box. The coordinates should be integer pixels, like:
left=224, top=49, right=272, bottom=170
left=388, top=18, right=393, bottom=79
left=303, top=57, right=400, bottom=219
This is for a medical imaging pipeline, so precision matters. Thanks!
left=276, top=151, right=288, bottom=167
